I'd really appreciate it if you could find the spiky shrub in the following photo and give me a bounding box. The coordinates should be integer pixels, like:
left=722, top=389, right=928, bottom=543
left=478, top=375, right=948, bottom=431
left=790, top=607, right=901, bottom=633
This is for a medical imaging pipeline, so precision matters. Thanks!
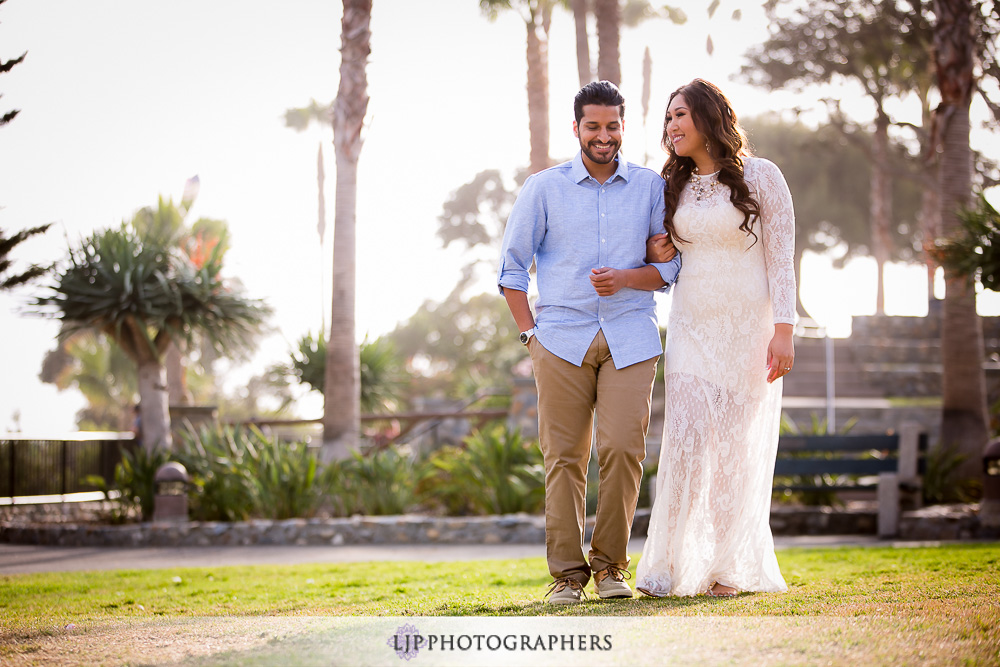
left=176, top=424, right=325, bottom=521
left=922, top=442, right=980, bottom=504
left=85, top=445, right=170, bottom=522
left=327, top=446, right=417, bottom=516
left=175, top=425, right=258, bottom=522
left=249, top=434, right=322, bottom=520
left=931, top=194, right=1000, bottom=291
left=418, top=425, right=545, bottom=516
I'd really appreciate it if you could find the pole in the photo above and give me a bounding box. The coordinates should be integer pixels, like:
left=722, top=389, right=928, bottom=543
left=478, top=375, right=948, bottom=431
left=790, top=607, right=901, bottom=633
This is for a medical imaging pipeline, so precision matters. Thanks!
left=825, top=333, right=836, bottom=432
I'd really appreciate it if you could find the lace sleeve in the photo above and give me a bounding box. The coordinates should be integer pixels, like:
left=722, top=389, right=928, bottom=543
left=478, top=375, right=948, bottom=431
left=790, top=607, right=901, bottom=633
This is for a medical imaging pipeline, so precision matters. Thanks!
left=751, top=158, right=796, bottom=325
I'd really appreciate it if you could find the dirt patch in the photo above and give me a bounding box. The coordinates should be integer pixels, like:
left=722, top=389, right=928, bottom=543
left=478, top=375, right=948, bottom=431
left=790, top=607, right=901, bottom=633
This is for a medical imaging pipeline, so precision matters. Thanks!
left=1, top=617, right=329, bottom=666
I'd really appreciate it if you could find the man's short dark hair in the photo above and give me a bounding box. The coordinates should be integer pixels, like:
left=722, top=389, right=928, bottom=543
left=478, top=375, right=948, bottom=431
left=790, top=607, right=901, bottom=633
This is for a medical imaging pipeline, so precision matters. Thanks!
left=574, top=80, right=625, bottom=124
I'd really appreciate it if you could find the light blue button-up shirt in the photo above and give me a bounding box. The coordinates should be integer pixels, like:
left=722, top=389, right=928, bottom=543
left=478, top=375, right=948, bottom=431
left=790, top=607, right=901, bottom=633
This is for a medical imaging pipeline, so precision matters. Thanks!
left=498, top=152, right=682, bottom=369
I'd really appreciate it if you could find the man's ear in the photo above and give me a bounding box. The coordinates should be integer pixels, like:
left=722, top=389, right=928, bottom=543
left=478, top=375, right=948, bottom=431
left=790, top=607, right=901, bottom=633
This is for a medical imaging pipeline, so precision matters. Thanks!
left=572, top=120, right=579, bottom=138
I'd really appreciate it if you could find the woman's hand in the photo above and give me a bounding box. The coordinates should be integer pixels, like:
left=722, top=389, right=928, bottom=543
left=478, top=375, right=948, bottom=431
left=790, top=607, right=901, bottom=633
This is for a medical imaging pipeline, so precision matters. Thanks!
left=645, top=234, right=677, bottom=264
left=766, top=323, right=795, bottom=384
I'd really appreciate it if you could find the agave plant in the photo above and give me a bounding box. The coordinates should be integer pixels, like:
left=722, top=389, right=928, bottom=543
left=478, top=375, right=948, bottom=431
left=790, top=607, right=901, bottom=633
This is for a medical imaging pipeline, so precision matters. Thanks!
left=36, top=216, right=271, bottom=452
left=418, top=425, right=544, bottom=516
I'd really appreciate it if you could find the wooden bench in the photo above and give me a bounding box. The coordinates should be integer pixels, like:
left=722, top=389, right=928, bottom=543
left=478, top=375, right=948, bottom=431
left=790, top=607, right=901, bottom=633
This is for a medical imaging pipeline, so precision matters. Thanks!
left=774, top=422, right=926, bottom=537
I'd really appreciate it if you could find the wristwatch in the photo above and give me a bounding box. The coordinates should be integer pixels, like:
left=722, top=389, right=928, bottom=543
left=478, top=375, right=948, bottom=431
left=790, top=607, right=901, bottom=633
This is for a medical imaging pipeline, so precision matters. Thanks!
left=519, top=327, right=535, bottom=345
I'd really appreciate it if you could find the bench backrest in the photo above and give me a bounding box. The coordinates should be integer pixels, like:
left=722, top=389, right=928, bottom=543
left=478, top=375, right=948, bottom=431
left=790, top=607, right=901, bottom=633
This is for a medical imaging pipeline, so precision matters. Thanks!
left=774, top=434, right=901, bottom=477
left=773, top=430, right=927, bottom=481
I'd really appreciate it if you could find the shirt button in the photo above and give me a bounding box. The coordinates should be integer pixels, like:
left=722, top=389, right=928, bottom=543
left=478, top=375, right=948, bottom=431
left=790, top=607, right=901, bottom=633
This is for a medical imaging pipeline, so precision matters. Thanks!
left=602, top=239, right=606, bottom=243
left=600, top=317, right=605, bottom=322
left=601, top=213, right=605, bottom=217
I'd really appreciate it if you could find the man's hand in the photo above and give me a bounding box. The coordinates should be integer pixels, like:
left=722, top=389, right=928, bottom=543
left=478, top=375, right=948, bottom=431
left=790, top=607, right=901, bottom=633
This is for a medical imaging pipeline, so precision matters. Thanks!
left=645, top=234, right=677, bottom=263
left=590, top=267, right=628, bottom=296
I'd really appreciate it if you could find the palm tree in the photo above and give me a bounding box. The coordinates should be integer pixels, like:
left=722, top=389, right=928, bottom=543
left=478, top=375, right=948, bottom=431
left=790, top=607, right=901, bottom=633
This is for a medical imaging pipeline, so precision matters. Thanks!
left=933, top=0, right=990, bottom=484
left=36, top=219, right=271, bottom=453
left=594, top=0, right=621, bottom=84
left=569, top=0, right=592, bottom=86
left=323, top=0, right=371, bottom=460
left=0, top=0, right=26, bottom=128
left=0, top=223, right=51, bottom=290
left=480, top=0, right=553, bottom=175
left=284, top=99, right=334, bottom=332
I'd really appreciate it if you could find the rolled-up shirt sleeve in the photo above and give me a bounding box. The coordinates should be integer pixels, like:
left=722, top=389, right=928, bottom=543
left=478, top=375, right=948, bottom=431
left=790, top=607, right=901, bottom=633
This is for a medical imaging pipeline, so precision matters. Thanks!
left=647, top=180, right=681, bottom=293
left=498, top=175, right=545, bottom=295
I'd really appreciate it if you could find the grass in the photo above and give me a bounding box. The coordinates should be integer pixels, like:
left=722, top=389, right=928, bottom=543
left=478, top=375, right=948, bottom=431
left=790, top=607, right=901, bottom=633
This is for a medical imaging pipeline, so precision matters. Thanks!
left=0, top=543, right=998, bottom=664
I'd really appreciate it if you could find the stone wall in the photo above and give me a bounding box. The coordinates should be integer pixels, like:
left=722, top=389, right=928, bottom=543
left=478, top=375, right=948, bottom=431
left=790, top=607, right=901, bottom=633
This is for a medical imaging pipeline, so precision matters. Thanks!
left=3, top=505, right=995, bottom=548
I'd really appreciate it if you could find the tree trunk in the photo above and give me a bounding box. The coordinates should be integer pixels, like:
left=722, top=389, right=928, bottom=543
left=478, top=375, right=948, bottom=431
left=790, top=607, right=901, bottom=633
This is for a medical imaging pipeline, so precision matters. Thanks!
left=571, top=0, right=592, bottom=86
left=525, top=5, right=550, bottom=175
left=934, top=0, right=988, bottom=485
left=870, top=114, right=892, bottom=316
left=324, top=0, right=371, bottom=460
left=318, top=141, right=327, bottom=334
left=594, top=0, right=621, bottom=86
left=920, top=175, right=941, bottom=300
left=137, top=359, right=171, bottom=453
left=164, top=343, right=190, bottom=406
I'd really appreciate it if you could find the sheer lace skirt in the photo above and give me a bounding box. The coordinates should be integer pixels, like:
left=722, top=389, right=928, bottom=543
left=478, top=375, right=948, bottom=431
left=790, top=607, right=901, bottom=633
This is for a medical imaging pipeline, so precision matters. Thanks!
left=636, top=372, right=788, bottom=597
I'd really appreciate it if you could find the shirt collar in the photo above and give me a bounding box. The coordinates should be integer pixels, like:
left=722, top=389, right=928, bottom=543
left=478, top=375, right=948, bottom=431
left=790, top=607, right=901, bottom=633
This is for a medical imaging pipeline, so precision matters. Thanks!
left=571, top=150, right=630, bottom=184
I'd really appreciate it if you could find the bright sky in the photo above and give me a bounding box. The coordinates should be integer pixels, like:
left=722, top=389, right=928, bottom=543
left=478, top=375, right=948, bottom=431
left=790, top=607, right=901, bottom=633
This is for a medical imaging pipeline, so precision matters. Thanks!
left=1, top=0, right=998, bottom=433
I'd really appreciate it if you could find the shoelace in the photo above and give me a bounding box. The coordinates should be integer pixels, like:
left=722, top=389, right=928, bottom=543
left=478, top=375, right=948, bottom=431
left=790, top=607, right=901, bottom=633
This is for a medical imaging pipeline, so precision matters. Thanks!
left=545, top=577, right=587, bottom=599
left=600, top=566, right=632, bottom=583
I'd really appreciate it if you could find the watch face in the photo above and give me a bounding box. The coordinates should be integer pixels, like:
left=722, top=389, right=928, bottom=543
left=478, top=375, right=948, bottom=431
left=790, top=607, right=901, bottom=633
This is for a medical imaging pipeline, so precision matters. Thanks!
left=519, top=332, right=529, bottom=344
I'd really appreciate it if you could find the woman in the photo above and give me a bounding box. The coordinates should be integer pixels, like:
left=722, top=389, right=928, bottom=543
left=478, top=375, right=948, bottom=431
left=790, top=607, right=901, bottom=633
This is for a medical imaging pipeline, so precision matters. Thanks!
left=636, top=79, right=795, bottom=598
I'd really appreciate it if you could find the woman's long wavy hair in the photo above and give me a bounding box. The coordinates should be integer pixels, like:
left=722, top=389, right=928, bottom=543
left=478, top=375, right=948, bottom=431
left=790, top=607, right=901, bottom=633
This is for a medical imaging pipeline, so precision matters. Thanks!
left=661, top=79, right=759, bottom=246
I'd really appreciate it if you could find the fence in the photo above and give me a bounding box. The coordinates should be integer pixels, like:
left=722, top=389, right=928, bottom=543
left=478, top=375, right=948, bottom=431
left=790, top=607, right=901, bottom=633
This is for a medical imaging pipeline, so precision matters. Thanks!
left=0, top=433, right=137, bottom=501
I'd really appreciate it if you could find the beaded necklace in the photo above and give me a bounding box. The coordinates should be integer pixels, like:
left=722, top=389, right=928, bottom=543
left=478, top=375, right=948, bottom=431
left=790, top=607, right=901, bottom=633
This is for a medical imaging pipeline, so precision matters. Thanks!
left=690, top=168, right=720, bottom=201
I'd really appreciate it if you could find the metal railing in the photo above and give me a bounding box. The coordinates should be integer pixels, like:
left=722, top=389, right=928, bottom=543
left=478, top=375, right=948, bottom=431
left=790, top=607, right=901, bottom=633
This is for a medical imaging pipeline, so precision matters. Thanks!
left=0, top=433, right=137, bottom=501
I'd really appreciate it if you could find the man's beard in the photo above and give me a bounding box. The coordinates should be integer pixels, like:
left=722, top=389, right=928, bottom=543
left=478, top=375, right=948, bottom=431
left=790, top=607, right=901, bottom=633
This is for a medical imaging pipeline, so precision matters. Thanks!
left=581, top=139, right=620, bottom=165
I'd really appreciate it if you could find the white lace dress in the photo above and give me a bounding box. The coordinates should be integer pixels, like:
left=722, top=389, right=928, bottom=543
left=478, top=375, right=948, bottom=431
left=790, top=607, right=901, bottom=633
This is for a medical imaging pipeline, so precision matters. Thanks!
left=636, top=157, right=796, bottom=597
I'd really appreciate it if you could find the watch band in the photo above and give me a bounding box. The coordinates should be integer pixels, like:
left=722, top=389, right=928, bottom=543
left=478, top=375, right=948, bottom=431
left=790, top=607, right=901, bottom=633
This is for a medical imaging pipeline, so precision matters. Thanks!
left=519, top=328, right=535, bottom=345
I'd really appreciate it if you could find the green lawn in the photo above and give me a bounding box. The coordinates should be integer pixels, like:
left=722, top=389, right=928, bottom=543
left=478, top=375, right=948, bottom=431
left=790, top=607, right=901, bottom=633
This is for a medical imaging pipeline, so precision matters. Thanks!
left=1, top=543, right=998, bottom=665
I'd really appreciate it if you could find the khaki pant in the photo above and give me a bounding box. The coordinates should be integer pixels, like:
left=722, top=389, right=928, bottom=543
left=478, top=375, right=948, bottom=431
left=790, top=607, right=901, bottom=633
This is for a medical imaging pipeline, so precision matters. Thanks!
left=528, top=331, right=658, bottom=585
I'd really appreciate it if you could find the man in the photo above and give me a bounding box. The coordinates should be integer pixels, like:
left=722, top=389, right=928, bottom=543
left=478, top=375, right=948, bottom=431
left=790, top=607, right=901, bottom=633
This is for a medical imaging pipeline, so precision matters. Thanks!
left=498, top=80, right=680, bottom=605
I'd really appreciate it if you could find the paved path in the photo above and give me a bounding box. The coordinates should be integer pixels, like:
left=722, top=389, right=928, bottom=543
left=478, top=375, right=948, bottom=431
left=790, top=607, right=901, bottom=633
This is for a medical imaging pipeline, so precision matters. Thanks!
left=0, top=535, right=906, bottom=574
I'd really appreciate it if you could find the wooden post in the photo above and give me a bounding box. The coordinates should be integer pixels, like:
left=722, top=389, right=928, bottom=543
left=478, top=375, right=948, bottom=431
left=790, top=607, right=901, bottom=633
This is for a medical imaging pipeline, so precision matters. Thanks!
left=878, top=471, right=899, bottom=538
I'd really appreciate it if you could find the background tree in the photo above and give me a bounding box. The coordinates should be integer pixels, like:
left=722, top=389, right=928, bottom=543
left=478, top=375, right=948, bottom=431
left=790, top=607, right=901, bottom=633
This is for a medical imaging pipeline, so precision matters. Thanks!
left=741, top=0, right=934, bottom=315
left=480, top=0, right=554, bottom=175
left=0, top=223, right=51, bottom=291
left=384, top=292, right=524, bottom=402
left=284, top=99, right=334, bottom=332
left=39, top=331, right=138, bottom=431
left=324, top=0, right=371, bottom=460
left=569, top=0, right=592, bottom=86
left=932, top=0, right=993, bottom=483
left=595, top=0, right=621, bottom=84
left=36, top=216, right=271, bottom=452
left=744, top=115, right=923, bottom=318
left=0, top=0, right=26, bottom=128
